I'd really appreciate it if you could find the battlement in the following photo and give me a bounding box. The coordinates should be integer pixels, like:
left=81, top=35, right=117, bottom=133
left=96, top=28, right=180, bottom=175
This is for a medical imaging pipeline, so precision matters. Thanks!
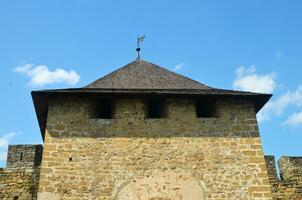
left=6, top=144, right=43, bottom=168
left=265, top=155, right=302, bottom=200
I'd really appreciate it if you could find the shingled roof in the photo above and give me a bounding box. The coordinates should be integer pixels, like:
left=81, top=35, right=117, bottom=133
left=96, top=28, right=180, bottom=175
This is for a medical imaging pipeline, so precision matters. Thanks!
left=32, top=59, right=272, bottom=139
left=86, top=60, right=211, bottom=90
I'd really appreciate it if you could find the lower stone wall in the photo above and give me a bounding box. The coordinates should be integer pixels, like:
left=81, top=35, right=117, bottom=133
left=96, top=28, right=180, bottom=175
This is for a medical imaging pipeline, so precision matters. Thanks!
left=265, top=156, right=302, bottom=200
left=38, top=132, right=272, bottom=200
left=0, top=167, right=40, bottom=200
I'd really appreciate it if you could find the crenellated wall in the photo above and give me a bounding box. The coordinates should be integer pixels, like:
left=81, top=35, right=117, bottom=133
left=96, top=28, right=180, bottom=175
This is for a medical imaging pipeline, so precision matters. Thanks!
left=265, top=155, right=302, bottom=200
left=0, top=100, right=301, bottom=199
left=6, top=58, right=301, bottom=199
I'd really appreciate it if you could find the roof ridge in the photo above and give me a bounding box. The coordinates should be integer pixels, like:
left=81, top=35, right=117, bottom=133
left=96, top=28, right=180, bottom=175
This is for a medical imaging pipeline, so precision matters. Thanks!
left=85, top=59, right=212, bottom=90
left=135, top=59, right=213, bottom=89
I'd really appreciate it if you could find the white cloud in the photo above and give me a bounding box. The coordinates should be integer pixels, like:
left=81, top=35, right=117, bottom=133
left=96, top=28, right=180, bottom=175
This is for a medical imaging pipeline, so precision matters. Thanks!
left=257, top=85, right=302, bottom=122
left=233, top=65, right=276, bottom=94
left=0, top=132, right=16, bottom=148
left=0, top=132, right=16, bottom=162
left=283, top=112, right=302, bottom=127
left=14, top=64, right=33, bottom=73
left=173, top=63, right=184, bottom=71
left=14, top=64, right=80, bottom=87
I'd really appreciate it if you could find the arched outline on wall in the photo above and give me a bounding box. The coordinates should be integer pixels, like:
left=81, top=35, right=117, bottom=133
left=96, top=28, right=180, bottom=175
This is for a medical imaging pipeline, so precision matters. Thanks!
left=114, top=171, right=207, bottom=200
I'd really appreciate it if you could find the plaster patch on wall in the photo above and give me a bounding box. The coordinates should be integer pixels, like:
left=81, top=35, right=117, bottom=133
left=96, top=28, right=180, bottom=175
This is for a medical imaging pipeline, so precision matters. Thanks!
left=38, top=192, right=60, bottom=200
left=116, top=171, right=206, bottom=200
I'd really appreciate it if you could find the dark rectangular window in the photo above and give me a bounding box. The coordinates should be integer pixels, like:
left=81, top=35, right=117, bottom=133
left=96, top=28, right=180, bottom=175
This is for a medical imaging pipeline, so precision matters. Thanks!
left=195, top=99, right=217, bottom=118
left=145, top=99, right=167, bottom=118
left=91, top=98, right=115, bottom=119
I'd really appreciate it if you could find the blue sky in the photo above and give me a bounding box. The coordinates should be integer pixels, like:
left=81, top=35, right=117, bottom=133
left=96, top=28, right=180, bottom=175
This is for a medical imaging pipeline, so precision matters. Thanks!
left=1, top=0, right=302, bottom=167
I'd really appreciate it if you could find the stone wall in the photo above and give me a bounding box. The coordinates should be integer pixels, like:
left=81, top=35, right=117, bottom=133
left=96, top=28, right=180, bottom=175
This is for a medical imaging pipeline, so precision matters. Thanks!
left=0, top=167, right=40, bottom=200
left=38, top=96, right=273, bottom=200
left=265, top=156, right=302, bottom=200
left=0, top=145, right=42, bottom=200
left=7, top=145, right=43, bottom=168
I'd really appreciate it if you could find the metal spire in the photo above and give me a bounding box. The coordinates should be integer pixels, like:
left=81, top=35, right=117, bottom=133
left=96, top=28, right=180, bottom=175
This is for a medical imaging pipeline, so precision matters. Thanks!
left=136, top=35, right=145, bottom=59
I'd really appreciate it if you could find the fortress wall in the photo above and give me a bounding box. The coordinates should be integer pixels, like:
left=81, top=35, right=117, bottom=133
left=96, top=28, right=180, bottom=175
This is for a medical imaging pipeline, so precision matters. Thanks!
left=278, top=156, right=302, bottom=182
left=0, top=144, right=42, bottom=200
left=7, top=145, right=43, bottom=168
left=0, top=167, right=40, bottom=200
left=265, top=156, right=302, bottom=200
left=37, top=96, right=272, bottom=200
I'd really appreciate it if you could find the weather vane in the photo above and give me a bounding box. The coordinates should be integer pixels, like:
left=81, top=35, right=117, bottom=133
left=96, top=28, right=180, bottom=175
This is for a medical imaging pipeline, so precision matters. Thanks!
left=136, top=35, right=145, bottom=59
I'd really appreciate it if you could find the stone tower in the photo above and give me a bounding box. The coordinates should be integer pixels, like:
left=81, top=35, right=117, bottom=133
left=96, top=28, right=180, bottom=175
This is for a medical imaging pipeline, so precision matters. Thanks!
left=0, top=145, right=42, bottom=199
left=32, top=60, right=273, bottom=199
left=6, top=144, right=43, bottom=168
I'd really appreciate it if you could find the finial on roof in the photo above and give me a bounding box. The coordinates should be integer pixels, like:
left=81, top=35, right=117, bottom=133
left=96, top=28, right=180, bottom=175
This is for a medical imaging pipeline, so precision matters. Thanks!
left=136, top=35, right=145, bottom=59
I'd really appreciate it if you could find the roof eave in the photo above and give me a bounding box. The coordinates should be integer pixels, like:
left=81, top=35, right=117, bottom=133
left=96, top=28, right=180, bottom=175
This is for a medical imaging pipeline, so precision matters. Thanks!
left=31, top=91, right=49, bottom=141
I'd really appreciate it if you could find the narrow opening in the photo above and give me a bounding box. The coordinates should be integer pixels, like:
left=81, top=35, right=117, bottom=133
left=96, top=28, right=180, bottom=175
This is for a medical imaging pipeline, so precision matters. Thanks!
left=145, top=99, right=167, bottom=118
left=195, top=99, right=217, bottom=118
left=91, top=98, right=115, bottom=119
left=20, top=152, right=23, bottom=161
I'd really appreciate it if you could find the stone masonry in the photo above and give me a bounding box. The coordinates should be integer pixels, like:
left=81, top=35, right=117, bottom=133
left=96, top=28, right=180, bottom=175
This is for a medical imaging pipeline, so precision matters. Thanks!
left=37, top=97, right=273, bottom=199
left=265, top=156, right=302, bottom=200
left=7, top=145, right=43, bottom=168
left=0, top=145, right=42, bottom=200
